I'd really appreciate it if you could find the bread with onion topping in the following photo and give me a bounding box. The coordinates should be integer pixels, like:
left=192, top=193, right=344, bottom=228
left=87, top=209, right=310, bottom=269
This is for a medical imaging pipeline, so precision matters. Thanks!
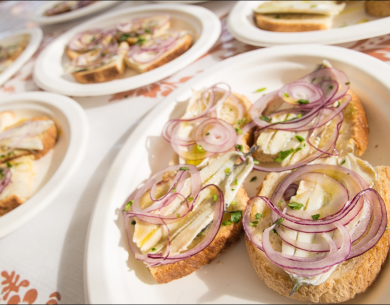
left=245, top=165, right=390, bottom=303
left=253, top=91, right=369, bottom=163
left=133, top=176, right=250, bottom=284
left=365, top=1, right=390, bottom=17
left=124, top=33, right=192, bottom=73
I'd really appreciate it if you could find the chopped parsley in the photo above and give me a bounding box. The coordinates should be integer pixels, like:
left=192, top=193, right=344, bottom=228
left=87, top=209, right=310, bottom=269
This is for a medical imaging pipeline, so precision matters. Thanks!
left=179, top=167, right=189, bottom=171
left=254, top=87, right=266, bottom=93
left=136, top=37, right=146, bottom=45
left=144, top=28, right=152, bottom=34
left=298, top=99, right=309, bottom=105
left=231, top=189, right=235, bottom=191
left=283, top=93, right=290, bottom=98
left=310, top=4, right=317, bottom=8
left=231, top=211, right=242, bottom=224
left=237, top=118, right=247, bottom=125
left=176, top=213, right=180, bottom=218
left=188, top=197, right=194, bottom=202
left=6, top=162, right=12, bottom=168
left=271, top=229, right=277, bottom=234
left=250, top=176, right=257, bottom=182
left=197, top=145, right=205, bottom=153
left=341, top=159, right=346, bottom=165
left=260, top=116, right=271, bottom=122
left=287, top=202, right=304, bottom=210
left=172, top=187, right=176, bottom=193
left=295, top=147, right=302, bottom=152
left=230, top=108, right=233, bottom=111
left=278, top=200, right=283, bottom=207
left=336, top=101, right=341, bottom=107
left=297, top=113, right=303, bottom=118
left=273, top=218, right=284, bottom=227
left=253, top=160, right=259, bottom=164
left=231, top=201, right=237, bottom=205
left=151, top=248, right=157, bottom=252
left=329, top=85, right=334, bottom=89
left=206, top=132, right=210, bottom=136
left=250, top=221, right=259, bottom=227
left=131, top=220, right=136, bottom=225
left=236, top=144, right=243, bottom=151
left=212, top=194, right=217, bottom=202
left=295, top=135, right=305, bottom=142
left=255, top=213, right=263, bottom=219
left=275, top=14, right=280, bottom=19
left=274, top=148, right=294, bottom=162
left=222, top=220, right=232, bottom=226
left=311, top=214, right=321, bottom=221
left=235, top=127, right=243, bottom=135
left=225, top=168, right=231, bottom=174
left=123, top=200, right=133, bottom=212
left=120, top=33, right=130, bottom=41
left=345, top=82, right=350, bottom=85
left=234, top=179, right=238, bottom=185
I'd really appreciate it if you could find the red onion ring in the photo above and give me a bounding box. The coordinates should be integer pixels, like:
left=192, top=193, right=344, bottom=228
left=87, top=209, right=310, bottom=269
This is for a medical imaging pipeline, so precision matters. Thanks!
left=117, top=15, right=170, bottom=34
left=0, top=167, right=11, bottom=195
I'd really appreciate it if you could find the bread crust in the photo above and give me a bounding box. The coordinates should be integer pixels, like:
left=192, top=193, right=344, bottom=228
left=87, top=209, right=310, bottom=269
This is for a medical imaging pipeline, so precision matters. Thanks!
left=150, top=186, right=249, bottom=284
left=365, top=1, right=390, bottom=17
left=254, top=13, right=330, bottom=32
left=245, top=166, right=390, bottom=303
left=125, top=34, right=192, bottom=73
left=0, top=194, right=23, bottom=217
left=253, top=90, right=369, bottom=162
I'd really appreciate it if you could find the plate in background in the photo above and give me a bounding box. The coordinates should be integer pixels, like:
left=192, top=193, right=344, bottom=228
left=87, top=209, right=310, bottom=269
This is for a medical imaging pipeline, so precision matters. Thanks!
left=33, top=4, right=221, bottom=97
left=0, top=92, right=88, bottom=239
left=228, top=1, right=390, bottom=47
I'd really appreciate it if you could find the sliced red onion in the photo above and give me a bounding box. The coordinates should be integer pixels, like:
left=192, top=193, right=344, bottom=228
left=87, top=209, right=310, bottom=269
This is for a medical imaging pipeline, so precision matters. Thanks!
left=0, top=167, right=11, bottom=195
left=68, top=29, right=112, bottom=52
left=278, top=81, right=322, bottom=105
left=117, top=15, right=170, bottom=34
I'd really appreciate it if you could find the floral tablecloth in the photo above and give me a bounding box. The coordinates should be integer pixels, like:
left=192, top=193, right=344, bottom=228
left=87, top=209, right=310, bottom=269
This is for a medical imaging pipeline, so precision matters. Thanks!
left=0, top=1, right=390, bottom=304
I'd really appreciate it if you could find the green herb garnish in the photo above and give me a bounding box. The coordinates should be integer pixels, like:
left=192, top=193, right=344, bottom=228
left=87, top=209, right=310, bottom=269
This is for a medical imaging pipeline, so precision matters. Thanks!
left=295, top=135, right=305, bottom=142
left=287, top=202, right=304, bottom=210
left=341, top=159, right=346, bottom=165
left=176, top=213, right=180, bottom=218
left=225, top=168, right=231, bottom=174
left=260, top=116, right=271, bottom=122
left=188, top=197, right=194, bottom=202
left=345, top=82, right=350, bottom=85
left=131, top=220, right=136, bottom=225
left=236, top=144, right=243, bottom=151
left=222, top=220, right=232, bottom=226
left=231, top=211, right=242, bottom=224
left=197, top=145, right=205, bottom=153
left=250, top=176, right=257, bottom=182
left=253, top=160, right=259, bottom=164
left=151, top=248, right=157, bottom=251
left=298, top=99, right=309, bottom=105
left=6, top=162, right=12, bottom=168
left=311, top=214, right=321, bottom=221
left=212, top=194, right=217, bottom=202
left=234, top=179, right=238, bottom=185
left=283, top=93, right=290, bottom=98
left=250, top=221, right=259, bottom=227
left=255, top=213, right=263, bottom=219
left=235, top=127, right=243, bottom=135
left=179, top=167, right=189, bottom=171
left=206, top=132, right=210, bottom=136
left=274, top=148, right=294, bottom=162
left=254, top=87, right=266, bottom=93
left=273, top=218, right=284, bottom=227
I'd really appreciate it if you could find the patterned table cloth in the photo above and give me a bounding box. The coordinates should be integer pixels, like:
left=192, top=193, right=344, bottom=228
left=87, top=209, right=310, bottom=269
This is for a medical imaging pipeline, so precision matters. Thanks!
left=0, top=1, right=389, bottom=304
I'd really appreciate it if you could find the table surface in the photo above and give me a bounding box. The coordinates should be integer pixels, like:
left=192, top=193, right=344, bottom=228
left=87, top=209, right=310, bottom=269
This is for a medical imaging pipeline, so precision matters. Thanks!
left=0, top=1, right=390, bottom=304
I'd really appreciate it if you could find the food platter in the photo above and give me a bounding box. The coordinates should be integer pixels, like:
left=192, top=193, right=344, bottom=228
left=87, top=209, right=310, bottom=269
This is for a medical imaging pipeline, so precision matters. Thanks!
left=84, top=44, right=390, bottom=304
left=0, top=92, right=88, bottom=239
left=227, top=1, right=390, bottom=47
left=33, top=4, right=221, bottom=97
left=32, top=1, right=120, bottom=25
left=0, top=28, right=42, bottom=87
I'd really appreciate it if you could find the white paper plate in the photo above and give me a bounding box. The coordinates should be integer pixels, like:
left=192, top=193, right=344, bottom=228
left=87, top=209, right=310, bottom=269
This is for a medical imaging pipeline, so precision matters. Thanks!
left=227, top=1, right=390, bottom=47
left=32, top=1, right=120, bottom=25
left=84, top=45, right=390, bottom=304
left=0, top=28, right=42, bottom=87
left=0, top=92, right=88, bottom=239
left=33, top=4, right=221, bottom=97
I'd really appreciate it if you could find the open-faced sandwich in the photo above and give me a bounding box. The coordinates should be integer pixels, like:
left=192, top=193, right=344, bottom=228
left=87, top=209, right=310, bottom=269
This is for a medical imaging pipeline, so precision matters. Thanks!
left=0, top=36, right=29, bottom=74
left=253, top=1, right=346, bottom=32
left=0, top=111, right=59, bottom=216
left=365, top=0, right=390, bottom=17
left=241, top=60, right=368, bottom=173
left=123, top=151, right=254, bottom=283
left=162, top=83, right=253, bottom=170
left=244, top=155, right=389, bottom=303
left=44, top=1, right=96, bottom=17
left=66, top=15, right=192, bottom=84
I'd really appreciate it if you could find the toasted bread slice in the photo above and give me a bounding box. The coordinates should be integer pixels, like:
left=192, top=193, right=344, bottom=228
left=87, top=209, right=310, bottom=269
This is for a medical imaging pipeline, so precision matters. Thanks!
left=0, top=116, right=58, bottom=162
left=365, top=1, right=390, bottom=17
left=245, top=164, right=390, bottom=303
left=254, top=13, right=332, bottom=32
left=137, top=178, right=250, bottom=284
left=0, top=156, right=35, bottom=217
left=162, top=92, right=253, bottom=181
left=124, top=33, right=192, bottom=73
left=253, top=90, right=368, bottom=164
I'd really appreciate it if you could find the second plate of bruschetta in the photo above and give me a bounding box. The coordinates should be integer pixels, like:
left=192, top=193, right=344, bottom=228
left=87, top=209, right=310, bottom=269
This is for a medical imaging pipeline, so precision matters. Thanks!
left=33, top=4, right=221, bottom=97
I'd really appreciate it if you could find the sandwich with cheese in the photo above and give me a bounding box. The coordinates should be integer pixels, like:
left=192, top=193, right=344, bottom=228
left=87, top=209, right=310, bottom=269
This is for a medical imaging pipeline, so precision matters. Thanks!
left=243, top=60, right=368, bottom=173
left=0, top=36, right=29, bottom=74
left=44, top=1, right=96, bottom=17
left=123, top=150, right=254, bottom=283
left=253, top=1, right=346, bottom=32
left=244, top=154, right=389, bottom=303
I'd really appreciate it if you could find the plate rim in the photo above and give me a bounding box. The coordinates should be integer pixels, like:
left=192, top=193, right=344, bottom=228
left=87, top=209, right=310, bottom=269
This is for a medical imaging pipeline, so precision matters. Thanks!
left=227, top=1, right=390, bottom=47
left=0, top=27, right=43, bottom=87
left=32, top=1, right=121, bottom=25
left=0, top=91, right=89, bottom=239
left=33, top=3, right=222, bottom=97
left=84, top=44, right=390, bottom=304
